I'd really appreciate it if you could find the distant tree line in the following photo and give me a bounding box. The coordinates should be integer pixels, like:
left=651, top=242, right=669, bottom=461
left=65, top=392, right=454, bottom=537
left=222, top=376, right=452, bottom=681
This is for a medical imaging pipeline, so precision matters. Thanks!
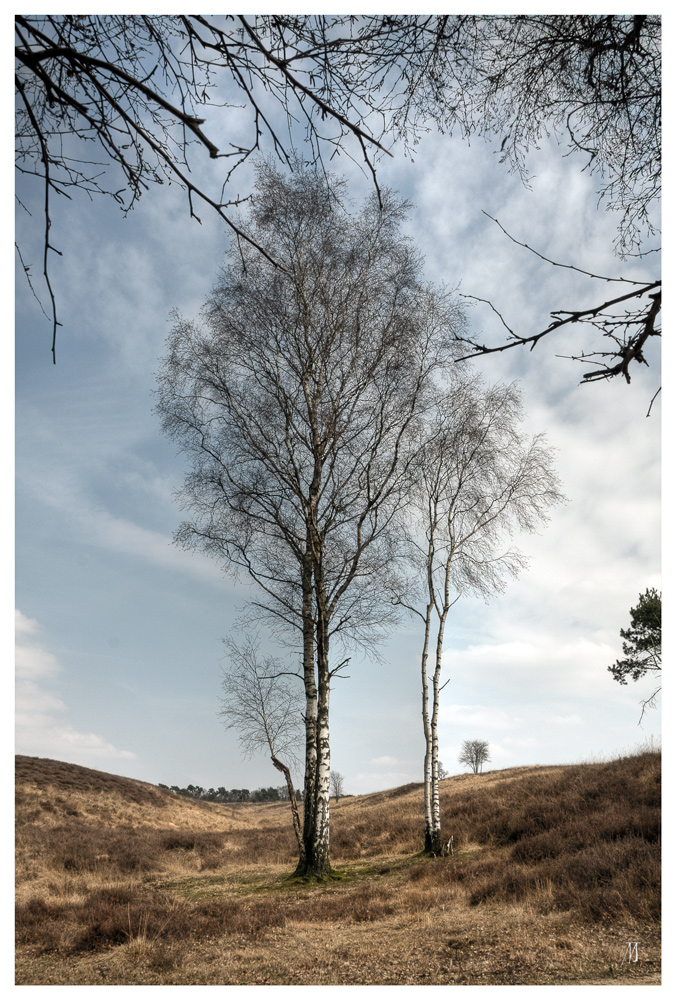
left=157, top=783, right=303, bottom=803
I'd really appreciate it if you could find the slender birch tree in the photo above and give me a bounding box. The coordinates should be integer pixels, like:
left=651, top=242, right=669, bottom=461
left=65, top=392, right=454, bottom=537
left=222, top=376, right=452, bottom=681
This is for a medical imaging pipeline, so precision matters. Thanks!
left=220, top=636, right=305, bottom=863
left=405, top=377, right=564, bottom=854
left=156, top=160, right=462, bottom=875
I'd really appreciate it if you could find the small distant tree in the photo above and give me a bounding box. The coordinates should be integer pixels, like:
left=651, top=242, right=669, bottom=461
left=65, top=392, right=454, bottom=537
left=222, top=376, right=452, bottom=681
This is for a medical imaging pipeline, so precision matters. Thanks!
left=608, top=588, right=662, bottom=721
left=437, top=762, right=449, bottom=780
left=458, top=740, right=491, bottom=775
left=219, top=635, right=305, bottom=864
left=330, top=771, right=345, bottom=803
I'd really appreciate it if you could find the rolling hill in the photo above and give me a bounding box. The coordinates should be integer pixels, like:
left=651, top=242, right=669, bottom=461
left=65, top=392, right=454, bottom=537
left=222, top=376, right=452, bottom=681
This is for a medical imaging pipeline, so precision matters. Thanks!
left=16, top=749, right=660, bottom=985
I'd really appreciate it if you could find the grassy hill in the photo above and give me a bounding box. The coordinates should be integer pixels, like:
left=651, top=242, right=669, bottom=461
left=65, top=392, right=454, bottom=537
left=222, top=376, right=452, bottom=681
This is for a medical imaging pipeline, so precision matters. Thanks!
left=15, top=750, right=660, bottom=985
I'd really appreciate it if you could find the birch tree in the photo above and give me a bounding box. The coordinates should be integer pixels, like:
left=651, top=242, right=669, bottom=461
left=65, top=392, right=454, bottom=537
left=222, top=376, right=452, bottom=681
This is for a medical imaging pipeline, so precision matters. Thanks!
left=156, top=160, right=461, bottom=875
left=220, top=635, right=305, bottom=862
left=405, top=377, right=564, bottom=854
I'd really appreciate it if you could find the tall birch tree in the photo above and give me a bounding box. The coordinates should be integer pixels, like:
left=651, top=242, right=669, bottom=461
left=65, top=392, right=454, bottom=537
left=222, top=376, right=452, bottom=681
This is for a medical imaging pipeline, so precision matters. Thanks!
left=405, top=377, right=564, bottom=854
left=156, top=160, right=462, bottom=875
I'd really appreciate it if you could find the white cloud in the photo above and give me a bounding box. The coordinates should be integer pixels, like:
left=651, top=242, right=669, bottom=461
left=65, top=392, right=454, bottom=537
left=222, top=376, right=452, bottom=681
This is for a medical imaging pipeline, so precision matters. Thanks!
left=17, top=460, right=227, bottom=588
left=15, top=610, right=135, bottom=764
left=486, top=741, right=521, bottom=764
left=350, top=769, right=419, bottom=795
left=368, top=755, right=399, bottom=767
left=548, top=714, right=583, bottom=726
left=15, top=610, right=60, bottom=680
left=439, top=704, right=521, bottom=729
left=15, top=609, right=39, bottom=641
left=441, top=636, right=621, bottom=701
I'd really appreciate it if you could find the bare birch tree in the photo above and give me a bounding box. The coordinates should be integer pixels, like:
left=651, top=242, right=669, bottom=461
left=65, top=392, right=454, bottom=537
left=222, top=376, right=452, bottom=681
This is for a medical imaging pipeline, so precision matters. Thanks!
left=403, top=376, right=564, bottom=854
left=156, top=160, right=462, bottom=875
left=220, top=635, right=305, bottom=862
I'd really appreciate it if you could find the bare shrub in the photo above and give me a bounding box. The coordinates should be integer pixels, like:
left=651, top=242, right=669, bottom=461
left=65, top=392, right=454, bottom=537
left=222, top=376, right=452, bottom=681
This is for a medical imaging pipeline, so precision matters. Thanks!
left=16, top=889, right=290, bottom=956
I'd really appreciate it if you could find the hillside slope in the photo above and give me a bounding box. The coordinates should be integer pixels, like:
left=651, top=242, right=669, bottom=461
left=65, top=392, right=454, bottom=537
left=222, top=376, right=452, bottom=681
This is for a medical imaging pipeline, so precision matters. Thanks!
left=16, top=751, right=660, bottom=986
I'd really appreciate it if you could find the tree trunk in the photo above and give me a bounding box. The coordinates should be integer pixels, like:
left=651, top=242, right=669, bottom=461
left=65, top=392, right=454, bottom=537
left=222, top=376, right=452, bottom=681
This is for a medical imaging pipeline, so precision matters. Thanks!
left=296, top=558, right=332, bottom=877
left=420, top=603, right=434, bottom=853
left=311, top=566, right=332, bottom=875
left=271, top=755, right=305, bottom=866
left=310, top=661, right=332, bottom=874
left=297, top=550, right=319, bottom=875
left=429, top=605, right=448, bottom=857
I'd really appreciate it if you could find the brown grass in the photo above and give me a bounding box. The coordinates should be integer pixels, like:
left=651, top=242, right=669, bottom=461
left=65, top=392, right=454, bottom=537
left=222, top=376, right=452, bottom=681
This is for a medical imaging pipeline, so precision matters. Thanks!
left=15, top=751, right=660, bottom=985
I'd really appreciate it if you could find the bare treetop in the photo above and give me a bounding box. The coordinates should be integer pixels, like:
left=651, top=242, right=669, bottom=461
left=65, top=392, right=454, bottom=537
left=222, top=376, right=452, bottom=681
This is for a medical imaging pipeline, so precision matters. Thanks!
left=220, top=635, right=303, bottom=770
left=220, top=633, right=305, bottom=861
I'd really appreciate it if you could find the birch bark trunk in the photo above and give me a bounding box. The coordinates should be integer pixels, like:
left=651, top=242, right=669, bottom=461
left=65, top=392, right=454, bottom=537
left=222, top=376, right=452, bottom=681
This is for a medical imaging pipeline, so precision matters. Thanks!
left=311, top=662, right=332, bottom=873
left=429, top=605, right=448, bottom=856
left=420, top=604, right=434, bottom=853
left=309, top=565, right=332, bottom=874
left=297, top=548, right=319, bottom=875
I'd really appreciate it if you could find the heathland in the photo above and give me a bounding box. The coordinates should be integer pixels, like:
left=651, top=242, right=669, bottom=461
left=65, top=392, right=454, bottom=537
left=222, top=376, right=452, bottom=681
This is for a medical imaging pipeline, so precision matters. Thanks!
left=15, top=749, right=660, bottom=985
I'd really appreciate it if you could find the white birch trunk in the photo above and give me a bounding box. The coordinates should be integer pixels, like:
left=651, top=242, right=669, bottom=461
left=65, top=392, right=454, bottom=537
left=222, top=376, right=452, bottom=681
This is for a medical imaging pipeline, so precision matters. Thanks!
left=298, top=549, right=319, bottom=873
left=421, top=604, right=434, bottom=852
left=429, top=605, right=448, bottom=855
left=312, top=673, right=331, bottom=872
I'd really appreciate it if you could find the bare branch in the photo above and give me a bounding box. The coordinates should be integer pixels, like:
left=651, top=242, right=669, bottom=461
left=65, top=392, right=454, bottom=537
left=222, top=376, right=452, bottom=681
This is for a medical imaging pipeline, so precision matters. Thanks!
left=455, top=236, right=661, bottom=388
left=17, top=14, right=660, bottom=373
left=481, top=213, right=650, bottom=285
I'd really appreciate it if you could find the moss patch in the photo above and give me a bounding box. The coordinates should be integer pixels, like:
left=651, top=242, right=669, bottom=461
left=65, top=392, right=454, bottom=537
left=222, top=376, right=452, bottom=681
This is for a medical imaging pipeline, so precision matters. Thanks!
left=159, top=853, right=436, bottom=902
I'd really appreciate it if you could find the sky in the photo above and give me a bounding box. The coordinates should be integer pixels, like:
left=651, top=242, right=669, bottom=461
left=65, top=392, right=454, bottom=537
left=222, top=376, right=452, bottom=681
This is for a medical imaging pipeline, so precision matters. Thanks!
left=13, top=13, right=662, bottom=797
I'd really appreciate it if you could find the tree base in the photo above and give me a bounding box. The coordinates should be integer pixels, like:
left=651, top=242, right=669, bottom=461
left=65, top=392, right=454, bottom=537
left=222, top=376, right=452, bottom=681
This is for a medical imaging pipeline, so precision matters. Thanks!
left=424, top=829, right=444, bottom=857
left=290, top=857, right=337, bottom=881
left=287, top=864, right=341, bottom=884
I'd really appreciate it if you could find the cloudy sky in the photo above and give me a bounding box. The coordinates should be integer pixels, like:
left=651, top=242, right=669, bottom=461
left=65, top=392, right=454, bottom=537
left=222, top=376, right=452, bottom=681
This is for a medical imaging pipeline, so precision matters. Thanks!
left=14, top=13, right=661, bottom=795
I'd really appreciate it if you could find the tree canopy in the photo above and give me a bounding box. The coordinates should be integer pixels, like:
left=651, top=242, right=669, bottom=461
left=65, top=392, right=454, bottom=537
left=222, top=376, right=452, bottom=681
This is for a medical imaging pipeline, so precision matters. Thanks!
left=17, top=14, right=660, bottom=379
left=608, top=588, right=661, bottom=719
left=458, top=739, right=491, bottom=775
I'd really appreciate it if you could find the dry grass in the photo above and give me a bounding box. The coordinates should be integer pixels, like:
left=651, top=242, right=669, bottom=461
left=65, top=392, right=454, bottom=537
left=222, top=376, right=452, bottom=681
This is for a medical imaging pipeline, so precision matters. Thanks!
left=15, top=751, right=660, bottom=985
